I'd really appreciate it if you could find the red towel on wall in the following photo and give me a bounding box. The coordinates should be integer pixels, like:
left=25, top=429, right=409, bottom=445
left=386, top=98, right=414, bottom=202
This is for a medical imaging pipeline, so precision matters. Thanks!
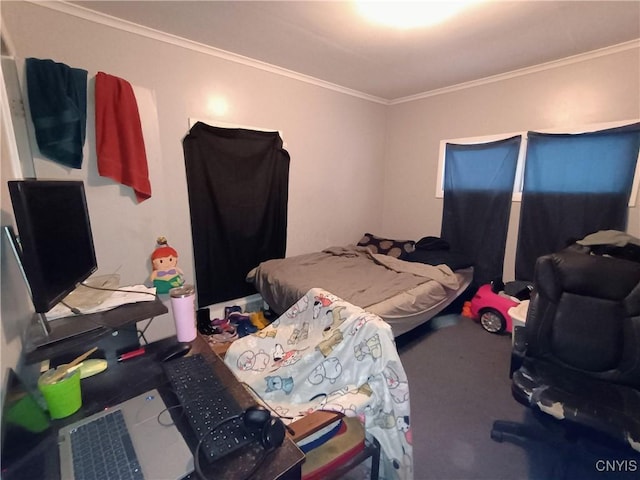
left=95, top=72, right=151, bottom=203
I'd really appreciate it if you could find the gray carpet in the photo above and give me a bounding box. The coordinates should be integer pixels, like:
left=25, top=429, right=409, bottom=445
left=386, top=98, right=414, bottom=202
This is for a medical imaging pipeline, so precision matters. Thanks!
left=396, top=314, right=640, bottom=480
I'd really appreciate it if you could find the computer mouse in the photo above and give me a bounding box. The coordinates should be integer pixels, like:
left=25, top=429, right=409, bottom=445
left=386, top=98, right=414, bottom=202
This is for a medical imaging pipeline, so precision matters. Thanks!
left=160, top=343, right=191, bottom=362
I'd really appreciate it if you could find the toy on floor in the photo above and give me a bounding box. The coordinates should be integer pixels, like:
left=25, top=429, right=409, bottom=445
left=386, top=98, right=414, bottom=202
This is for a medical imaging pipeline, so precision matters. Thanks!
left=198, top=304, right=271, bottom=343
left=149, top=236, right=185, bottom=294
left=461, top=301, right=473, bottom=318
left=469, top=279, right=532, bottom=334
left=250, top=311, right=270, bottom=330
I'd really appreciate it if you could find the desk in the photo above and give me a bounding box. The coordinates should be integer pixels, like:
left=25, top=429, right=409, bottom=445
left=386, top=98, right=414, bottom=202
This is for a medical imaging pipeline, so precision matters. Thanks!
left=12, top=333, right=304, bottom=480
left=180, top=335, right=305, bottom=480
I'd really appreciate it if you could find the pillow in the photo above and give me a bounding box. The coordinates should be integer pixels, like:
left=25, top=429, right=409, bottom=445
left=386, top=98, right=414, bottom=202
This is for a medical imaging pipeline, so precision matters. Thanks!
left=357, top=233, right=415, bottom=258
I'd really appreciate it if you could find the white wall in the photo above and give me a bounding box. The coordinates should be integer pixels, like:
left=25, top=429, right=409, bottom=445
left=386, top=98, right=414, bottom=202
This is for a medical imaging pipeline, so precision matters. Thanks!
left=1, top=1, right=387, bottom=351
left=383, top=46, right=640, bottom=279
left=1, top=77, right=33, bottom=384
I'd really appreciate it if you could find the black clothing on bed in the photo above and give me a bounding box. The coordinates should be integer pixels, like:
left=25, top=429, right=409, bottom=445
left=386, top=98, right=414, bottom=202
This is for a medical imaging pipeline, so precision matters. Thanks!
left=401, top=247, right=473, bottom=271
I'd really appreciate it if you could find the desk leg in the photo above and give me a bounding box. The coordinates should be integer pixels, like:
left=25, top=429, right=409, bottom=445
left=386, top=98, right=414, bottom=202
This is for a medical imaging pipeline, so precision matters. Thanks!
left=137, top=317, right=155, bottom=344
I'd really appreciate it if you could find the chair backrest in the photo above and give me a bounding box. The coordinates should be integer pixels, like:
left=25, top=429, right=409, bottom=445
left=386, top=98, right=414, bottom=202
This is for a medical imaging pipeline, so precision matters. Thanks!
left=525, top=250, right=640, bottom=388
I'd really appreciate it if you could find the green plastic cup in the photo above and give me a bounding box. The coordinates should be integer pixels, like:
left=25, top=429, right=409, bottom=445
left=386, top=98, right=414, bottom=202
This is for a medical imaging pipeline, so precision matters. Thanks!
left=38, top=366, right=82, bottom=419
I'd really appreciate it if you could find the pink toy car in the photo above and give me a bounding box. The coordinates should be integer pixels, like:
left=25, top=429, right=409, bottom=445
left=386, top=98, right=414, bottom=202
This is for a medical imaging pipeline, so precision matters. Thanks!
left=470, top=283, right=520, bottom=334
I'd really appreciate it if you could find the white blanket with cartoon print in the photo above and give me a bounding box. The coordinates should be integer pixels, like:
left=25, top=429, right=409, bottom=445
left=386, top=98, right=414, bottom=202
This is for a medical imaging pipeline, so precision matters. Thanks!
left=223, top=288, right=413, bottom=480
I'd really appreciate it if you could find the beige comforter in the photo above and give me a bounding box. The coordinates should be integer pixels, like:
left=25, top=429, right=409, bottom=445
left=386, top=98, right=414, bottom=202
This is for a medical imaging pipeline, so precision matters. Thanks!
left=247, top=244, right=462, bottom=320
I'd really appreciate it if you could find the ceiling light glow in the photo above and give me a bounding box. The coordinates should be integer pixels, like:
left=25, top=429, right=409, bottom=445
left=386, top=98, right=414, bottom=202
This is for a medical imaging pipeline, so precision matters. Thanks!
left=355, top=1, right=482, bottom=29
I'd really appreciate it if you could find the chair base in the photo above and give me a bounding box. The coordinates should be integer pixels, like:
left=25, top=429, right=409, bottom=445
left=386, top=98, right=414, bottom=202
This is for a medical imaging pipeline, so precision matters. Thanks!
left=491, top=419, right=551, bottom=444
left=492, top=415, right=640, bottom=480
left=491, top=408, right=577, bottom=445
left=492, top=409, right=640, bottom=461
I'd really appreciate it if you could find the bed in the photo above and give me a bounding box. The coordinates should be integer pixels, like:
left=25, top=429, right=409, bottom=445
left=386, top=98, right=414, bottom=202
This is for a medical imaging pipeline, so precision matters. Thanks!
left=246, top=234, right=474, bottom=337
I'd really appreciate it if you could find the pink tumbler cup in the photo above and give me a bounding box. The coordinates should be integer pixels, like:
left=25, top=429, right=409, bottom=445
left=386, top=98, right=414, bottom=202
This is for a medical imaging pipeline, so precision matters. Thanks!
left=169, top=284, right=197, bottom=342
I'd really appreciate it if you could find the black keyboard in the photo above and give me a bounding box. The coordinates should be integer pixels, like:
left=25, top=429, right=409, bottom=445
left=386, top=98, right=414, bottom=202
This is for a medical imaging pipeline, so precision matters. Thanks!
left=162, top=354, right=257, bottom=462
left=70, top=409, right=143, bottom=480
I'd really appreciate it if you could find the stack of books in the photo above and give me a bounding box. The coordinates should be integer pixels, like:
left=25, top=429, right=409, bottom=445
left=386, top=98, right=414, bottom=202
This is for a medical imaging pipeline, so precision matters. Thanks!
left=288, top=411, right=367, bottom=480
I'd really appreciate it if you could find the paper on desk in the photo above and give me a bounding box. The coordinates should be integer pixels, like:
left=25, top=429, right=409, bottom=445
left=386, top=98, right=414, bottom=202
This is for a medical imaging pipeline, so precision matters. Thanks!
left=45, top=285, right=158, bottom=320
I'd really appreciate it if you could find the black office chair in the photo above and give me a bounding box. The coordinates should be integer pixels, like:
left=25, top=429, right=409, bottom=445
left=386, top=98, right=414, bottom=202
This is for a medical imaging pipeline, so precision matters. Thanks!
left=491, top=250, right=640, bottom=454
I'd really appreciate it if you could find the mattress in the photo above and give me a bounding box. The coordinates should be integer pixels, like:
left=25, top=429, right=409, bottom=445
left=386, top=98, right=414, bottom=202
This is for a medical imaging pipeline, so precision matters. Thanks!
left=247, top=244, right=473, bottom=337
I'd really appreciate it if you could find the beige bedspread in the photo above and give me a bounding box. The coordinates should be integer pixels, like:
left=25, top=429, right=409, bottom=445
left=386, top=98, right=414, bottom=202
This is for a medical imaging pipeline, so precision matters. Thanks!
left=247, top=245, right=471, bottom=336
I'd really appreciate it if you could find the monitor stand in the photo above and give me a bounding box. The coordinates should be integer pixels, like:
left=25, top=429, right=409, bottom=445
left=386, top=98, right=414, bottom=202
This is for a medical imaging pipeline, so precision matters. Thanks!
left=24, top=296, right=168, bottom=364
left=35, top=312, right=52, bottom=336
left=27, top=312, right=103, bottom=350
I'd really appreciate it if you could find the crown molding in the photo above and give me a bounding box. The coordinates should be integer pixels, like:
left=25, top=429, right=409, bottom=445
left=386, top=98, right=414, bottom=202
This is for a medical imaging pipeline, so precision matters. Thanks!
left=390, top=39, right=640, bottom=105
left=29, top=2, right=640, bottom=106
left=33, top=1, right=390, bottom=105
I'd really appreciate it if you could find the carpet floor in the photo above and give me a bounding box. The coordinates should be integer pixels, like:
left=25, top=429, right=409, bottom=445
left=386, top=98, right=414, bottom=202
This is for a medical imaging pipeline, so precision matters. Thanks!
left=395, top=314, right=640, bottom=480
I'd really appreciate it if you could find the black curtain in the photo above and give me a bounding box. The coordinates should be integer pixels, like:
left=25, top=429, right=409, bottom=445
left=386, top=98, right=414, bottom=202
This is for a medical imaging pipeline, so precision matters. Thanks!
left=515, top=123, right=640, bottom=281
left=183, top=122, right=290, bottom=307
left=515, top=192, right=629, bottom=280
left=441, top=136, right=521, bottom=287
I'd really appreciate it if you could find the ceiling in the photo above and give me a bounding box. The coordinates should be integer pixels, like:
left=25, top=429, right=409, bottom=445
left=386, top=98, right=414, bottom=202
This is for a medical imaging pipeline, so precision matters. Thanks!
left=70, top=1, right=640, bottom=101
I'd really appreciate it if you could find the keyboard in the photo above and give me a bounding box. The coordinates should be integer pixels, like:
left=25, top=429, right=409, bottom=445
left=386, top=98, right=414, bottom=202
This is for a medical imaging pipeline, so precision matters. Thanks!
left=162, top=354, right=257, bottom=462
left=70, top=410, right=143, bottom=480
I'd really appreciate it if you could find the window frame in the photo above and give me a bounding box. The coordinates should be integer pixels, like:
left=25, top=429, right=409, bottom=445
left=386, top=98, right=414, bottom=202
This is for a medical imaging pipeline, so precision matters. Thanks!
left=436, top=119, right=640, bottom=206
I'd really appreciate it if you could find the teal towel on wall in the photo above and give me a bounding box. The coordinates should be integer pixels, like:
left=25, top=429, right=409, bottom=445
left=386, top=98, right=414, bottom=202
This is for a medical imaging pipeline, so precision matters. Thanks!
left=26, top=58, right=87, bottom=169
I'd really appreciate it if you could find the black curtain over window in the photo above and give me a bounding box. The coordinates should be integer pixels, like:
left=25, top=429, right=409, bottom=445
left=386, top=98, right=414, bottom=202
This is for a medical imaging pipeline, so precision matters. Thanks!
left=183, top=122, right=290, bottom=307
left=515, top=123, right=640, bottom=281
left=441, top=136, right=520, bottom=287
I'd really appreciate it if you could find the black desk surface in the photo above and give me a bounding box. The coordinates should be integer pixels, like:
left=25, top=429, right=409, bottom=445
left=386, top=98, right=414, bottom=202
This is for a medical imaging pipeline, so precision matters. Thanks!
left=8, top=333, right=304, bottom=480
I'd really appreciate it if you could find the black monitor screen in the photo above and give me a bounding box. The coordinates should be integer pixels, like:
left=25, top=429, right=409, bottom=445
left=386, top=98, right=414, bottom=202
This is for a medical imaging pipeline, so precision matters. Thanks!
left=8, top=180, right=97, bottom=314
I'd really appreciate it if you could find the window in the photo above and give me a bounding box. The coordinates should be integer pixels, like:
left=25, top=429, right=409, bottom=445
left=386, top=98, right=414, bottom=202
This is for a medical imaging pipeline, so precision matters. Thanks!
left=183, top=120, right=290, bottom=306
left=515, top=122, right=640, bottom=280
left=436, top=119, right=640, bottom=206
left=440, top=136, right=520, bottom=286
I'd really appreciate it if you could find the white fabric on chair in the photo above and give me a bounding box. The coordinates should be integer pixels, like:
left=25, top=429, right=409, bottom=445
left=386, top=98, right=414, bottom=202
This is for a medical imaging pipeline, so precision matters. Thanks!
left=224, top=288, right=413, bottom=480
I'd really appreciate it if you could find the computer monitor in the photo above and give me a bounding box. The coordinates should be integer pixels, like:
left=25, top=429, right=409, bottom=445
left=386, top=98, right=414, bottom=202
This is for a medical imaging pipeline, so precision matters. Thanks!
left=7, top=179, right=98, bottom=333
